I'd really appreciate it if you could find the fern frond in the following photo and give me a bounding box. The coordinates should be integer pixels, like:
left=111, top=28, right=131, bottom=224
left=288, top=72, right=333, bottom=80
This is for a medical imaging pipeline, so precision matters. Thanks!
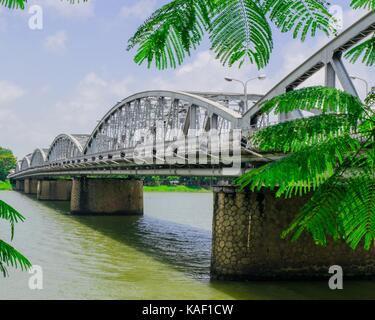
left=127, top=0, right=213, bottom=69
left=350, top=0, right=375, bottom=10
left=237, top=135, right=361, bottom=197
left=251, top=114, right=359, bottom=153
left=0, top=240, right=31, bottom=277
left=0, top=200, right=25, bottom=223
left=0, top=200, right=25, bottom=240
left=0, top=0, right=25, bottom=9
left=338, top=175, right=375, bottom=250
left=281, top=175, right=345, bottom=246
left=265, top=0, right=335, bottom=41
left=261, top=86, right=365, bottom=117
left=209, top=0, right=273, bottom=69
left=345, top=36, right=375, bottom=66
left=282, top=172, right=375, bottom=251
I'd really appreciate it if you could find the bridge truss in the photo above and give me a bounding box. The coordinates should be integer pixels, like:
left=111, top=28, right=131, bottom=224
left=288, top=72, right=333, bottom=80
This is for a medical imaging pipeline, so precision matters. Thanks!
left=10, top=12, right=375, bottom=179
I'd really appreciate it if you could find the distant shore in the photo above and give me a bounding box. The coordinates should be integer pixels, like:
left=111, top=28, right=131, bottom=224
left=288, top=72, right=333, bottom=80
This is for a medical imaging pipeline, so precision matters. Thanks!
left=143, top=185, right=211, bottom=193
left=0, top=181, right=211, bottom=193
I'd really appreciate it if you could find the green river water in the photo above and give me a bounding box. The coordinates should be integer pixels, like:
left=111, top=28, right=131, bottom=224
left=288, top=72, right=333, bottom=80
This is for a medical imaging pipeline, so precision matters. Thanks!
left=0, top=191, right=374, bottom=300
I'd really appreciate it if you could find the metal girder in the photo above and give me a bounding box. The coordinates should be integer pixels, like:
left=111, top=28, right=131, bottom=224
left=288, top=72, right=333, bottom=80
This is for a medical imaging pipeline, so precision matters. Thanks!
left=20, top=155, right=31, bottom=171
left=330, top=53, right=359, bottom=96
left=325, top=62, right=336, bottom=88
left=30, top=148, right=48, bottom=168
left=47, top=134, right=89, bottom=163
left=242, top=11, right=375, bottom=129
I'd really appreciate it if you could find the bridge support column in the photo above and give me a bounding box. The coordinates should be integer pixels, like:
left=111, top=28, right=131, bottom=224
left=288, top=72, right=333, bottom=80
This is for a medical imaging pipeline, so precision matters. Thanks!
left=211, top=186, right=375, bottom=280
left=70, top=178, right=143, bottom=215
left=37, top=180, right=72, bottom=201
left=24, top=178, right=38, bottom=194
left=14, top=180, right=24, bottom=192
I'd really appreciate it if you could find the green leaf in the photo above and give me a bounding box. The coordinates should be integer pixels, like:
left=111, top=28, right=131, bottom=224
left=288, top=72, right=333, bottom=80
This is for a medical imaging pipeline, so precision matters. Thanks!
left=281, top=175, right=345, bottom=246
left=0, top=240, right=31, bottom=277
left=345, top=36, right=375, bottom=66
left=250, top=114, right=359, bottom=153
left=127, top=0, right=335, bottom=69
left=209, top=0, right=273, bottom=69
left=338, top=176, right=375, bottom=250
left=127, top=0, right=213, bottom=69
left=265, top=0, right=335, bottom=41
left=260, top=86, right=365, bottom=117
left=0, top=200, right=25, bottom=240
left=0, top=0, right=26, bottom=9
left=350, top=0, right=375, bottom=10
left=237, top=135, right=361, bottom=198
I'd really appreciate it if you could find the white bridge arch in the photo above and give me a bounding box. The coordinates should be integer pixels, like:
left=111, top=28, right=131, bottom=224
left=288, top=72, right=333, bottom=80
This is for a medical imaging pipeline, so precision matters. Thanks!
left=83, top=90, right=242, bottom=156
left=20, top=155, right=31, bottom=171
left=30, top=148, right=48, bottom=168
left=47, top=134, right=89, bottom=164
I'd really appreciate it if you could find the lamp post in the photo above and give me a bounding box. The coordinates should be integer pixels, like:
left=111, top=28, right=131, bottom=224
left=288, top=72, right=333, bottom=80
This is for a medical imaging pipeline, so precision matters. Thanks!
left=225, top=75, right=266, bottom=113
left=350, top=76, right=369, bottom=96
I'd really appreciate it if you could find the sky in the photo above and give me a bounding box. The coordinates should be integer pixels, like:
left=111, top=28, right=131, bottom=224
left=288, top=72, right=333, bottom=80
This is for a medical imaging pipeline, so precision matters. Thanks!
left=0, top=0, right=373, bottom=159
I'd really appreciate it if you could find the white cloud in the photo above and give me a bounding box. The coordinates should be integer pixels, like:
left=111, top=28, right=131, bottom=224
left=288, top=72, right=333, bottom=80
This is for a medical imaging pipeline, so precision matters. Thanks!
left=44, top=30, right=67, bottom=53
left=120, top=0, right=157, bottom=20
left=0, top=81, right=25, bottom=106
left=150, top=51, right=272, bottom=95
left=53, top=72, right=133, bottom=131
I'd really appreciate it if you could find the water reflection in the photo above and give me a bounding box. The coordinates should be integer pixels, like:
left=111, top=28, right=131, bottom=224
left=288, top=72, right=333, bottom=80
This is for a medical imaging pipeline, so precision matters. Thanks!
left=47, top=200, right=212, bottom=281
left=2, top=191, right=375, bottom=300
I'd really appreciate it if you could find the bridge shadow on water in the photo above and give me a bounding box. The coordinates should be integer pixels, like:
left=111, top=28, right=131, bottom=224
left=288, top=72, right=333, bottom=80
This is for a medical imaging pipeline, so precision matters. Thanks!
left=39, top=199, right=213, bottom=282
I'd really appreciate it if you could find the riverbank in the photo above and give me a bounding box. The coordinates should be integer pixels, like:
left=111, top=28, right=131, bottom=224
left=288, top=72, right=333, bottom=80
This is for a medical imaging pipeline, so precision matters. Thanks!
left=144, top=185, right=211, bottom=193
left=0, top=180, right=12, bottom=190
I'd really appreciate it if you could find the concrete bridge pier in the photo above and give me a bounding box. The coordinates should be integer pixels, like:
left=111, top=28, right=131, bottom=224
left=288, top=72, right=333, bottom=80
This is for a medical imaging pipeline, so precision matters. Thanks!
left=37, top=180, right=72, bottom=201
left=211, top=186, right=375, bottom=280
left=70, top=178, right=143, bottom=215
left=14, top=180, right=24, bottom=192
left=24, top=178, right=38, bottom=194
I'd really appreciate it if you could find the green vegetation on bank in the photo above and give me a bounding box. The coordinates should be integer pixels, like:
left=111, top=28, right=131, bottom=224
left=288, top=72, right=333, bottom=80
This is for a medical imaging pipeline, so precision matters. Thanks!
left=144, top=185, right=211, bottom=193
left=0, top=148, right=16, bottom=181
left=0, top=180, right=12, bottom=191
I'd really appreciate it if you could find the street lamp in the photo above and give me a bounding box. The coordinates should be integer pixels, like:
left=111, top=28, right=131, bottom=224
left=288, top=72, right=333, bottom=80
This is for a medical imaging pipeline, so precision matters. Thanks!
left=350, top=76, right=369, bottom=96
left=225, top=75, right=266, bottom=113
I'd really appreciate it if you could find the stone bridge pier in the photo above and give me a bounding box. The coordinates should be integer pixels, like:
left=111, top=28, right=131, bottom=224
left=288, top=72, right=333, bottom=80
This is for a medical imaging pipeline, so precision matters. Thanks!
left=14, top=180, right=24, bottom=192
left=70, top=178, right=143, bottom=215
left=37, top=179, right=72, bottom=201
left=24, top=178, right=38, bottom=194
left=211, top=186, right=375, bottom=280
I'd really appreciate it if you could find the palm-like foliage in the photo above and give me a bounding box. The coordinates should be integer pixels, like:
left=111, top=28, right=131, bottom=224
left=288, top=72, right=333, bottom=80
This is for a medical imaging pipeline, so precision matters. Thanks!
left=210, top=0, right=273, bottom=69
left=345, top=0, right=375, bottom=66
left=351, top=0, right=375, bottom=10
left=0, top=200, right=31, bottom=276
left=345, top=36, right=375, bottom=66
left=237, top=87, right=374, bottom=250
left=0, top=0, right=25, bottom=9
left=128, top=0, right=214, bottom=69
left=128, top=0, right=334, bottom=69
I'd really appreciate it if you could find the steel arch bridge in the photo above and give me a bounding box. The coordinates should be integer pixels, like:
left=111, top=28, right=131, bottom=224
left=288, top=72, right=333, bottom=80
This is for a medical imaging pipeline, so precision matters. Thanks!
left=10, top=12, right=375, bottom=180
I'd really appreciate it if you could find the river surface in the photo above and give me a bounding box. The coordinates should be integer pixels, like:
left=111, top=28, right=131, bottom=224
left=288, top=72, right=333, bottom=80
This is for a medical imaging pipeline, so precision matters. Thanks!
left=0, top=191, right=375, bottom=300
